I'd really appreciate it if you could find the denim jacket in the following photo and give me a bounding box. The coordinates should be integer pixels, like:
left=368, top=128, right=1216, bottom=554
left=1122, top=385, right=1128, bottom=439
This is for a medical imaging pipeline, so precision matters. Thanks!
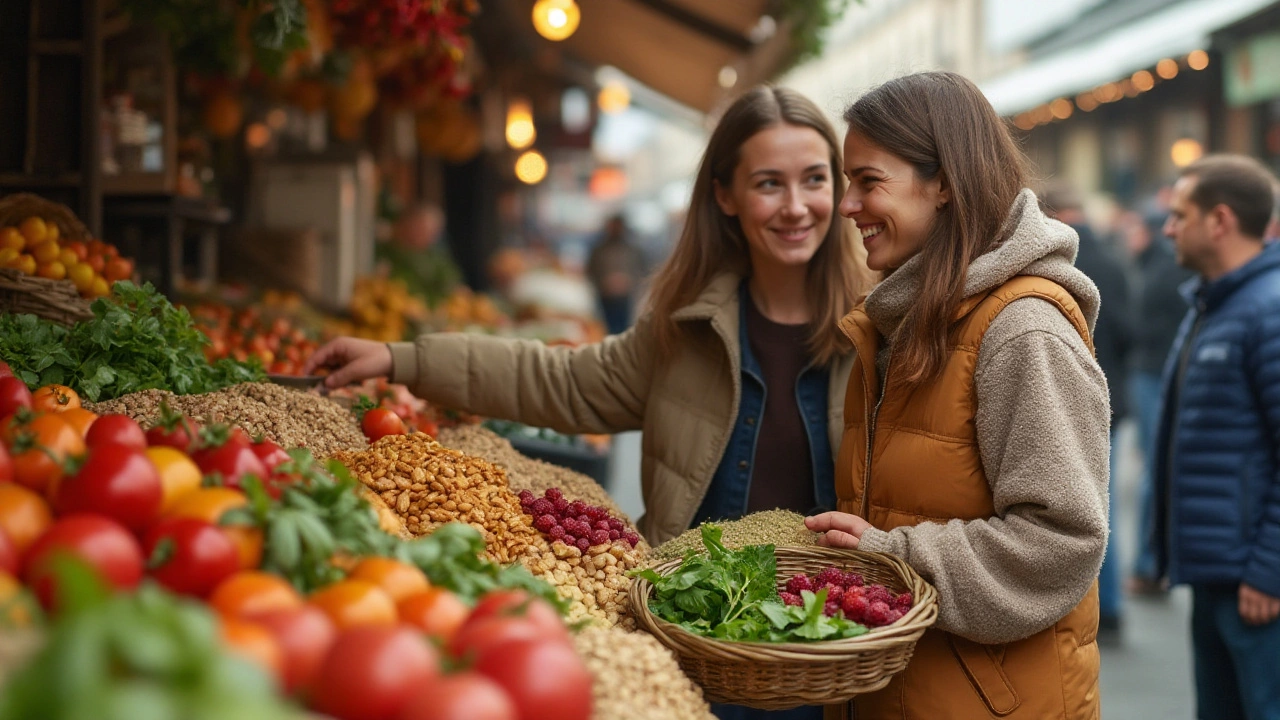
left=691, top=285, right=837, bottom=525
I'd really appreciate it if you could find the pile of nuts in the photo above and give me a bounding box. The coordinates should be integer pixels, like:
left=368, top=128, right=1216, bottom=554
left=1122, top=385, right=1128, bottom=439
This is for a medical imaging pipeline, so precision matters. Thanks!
left=519, top=537, right=641, bottom=629
left=331, top=433, right=545, bottom=564
left=85, top=383, right=367, bottom=457
left=572, top=626, right=715, bottom=720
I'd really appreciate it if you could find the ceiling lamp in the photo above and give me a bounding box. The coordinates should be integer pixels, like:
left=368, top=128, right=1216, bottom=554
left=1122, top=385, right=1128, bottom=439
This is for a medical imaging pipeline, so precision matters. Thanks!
left=515, top=150, right=548, bottom=184
left=532, top=0, right=580, bottom=42
left=505, top=99, right=536, bottom=150
left=1171, top=138, right=1204, bottom=167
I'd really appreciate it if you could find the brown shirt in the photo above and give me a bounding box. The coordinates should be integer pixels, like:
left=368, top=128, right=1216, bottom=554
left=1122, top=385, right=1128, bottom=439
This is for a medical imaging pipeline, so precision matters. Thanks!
left=744, top=298, right=816, bottom=514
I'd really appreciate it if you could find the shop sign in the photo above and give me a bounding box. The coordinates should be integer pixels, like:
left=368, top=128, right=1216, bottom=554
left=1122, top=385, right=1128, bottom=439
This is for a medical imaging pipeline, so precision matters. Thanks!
left=1226, top=30, right=1280, bottom=106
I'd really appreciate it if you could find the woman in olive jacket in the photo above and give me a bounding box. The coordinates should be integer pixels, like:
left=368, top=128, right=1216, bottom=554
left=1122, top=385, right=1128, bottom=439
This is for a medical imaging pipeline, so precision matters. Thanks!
left=306, top=86, right=869, bottom=552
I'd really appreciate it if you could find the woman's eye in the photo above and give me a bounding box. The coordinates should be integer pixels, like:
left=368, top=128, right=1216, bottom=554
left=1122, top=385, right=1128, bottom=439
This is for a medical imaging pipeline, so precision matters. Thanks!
left=807, top=174, right=829, bottom=184
left=757, top=179, right=779, bottom=189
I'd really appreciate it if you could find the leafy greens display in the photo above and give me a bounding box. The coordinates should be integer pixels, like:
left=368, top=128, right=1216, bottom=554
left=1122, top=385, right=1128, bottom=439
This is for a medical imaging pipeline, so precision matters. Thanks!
left=633, top=525, right=870, bottom=643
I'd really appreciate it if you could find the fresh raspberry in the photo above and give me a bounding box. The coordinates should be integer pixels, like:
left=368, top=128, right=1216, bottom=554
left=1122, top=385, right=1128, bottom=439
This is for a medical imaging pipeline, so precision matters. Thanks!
left=575, top=537, right=591, bottom=551
left=863, top=585, right=893, bottom=606
left=780, top=592, right=803, bottom=607
left=842, top=571, right=865, bottom=588
left=894, top=592, right=914, bottom=613
left=607, top=517, right=625, bottom=532
left=518, top=490, right=535, bottom=506
left=561, top=533, right=577, bottom=545
left=785, top=574, right=815, bottom=595
left=609, top=529, right=621, bottom=541
left=549, top=525, right=566, bottom=539
left=586, top=506, right=608, bottom=521
left=864, top=600, right=894, bottom=627
left=595, top=519, right=612, bottom=532
left=623, top=531, right=640, bottom=547
left=815, top=567, right=845, bottom=588
left=565, top=519, right=584, bottom=535
left=842, top=593, right=870, bottom=621
left=544, top=487, right=564, bottom=501
left=552, top=497, right=570, bottom=513
left=591, top=529, right=611, bottom=546
left=529, top=498, right=554, bottom=516
left=820, top=583, right=844, bottom=604
left=887, top=609, right=904, bottom=624
left=567, top=500, right=587, bottom=517
left=823, top=600, right=841, bottom=617
left=533, top=514, right=557, bottom=533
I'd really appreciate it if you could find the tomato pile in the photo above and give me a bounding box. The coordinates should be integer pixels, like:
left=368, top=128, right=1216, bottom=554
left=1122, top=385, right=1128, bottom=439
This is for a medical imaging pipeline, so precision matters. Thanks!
left=0, top=217, right=133, bottom=297
left=337, top=378, right=480, bottom=441
left=189, top=303, right=320, bottom=375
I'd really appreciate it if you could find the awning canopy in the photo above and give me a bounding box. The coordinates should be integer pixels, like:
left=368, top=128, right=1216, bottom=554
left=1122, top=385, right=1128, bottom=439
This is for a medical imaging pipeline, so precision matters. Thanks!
left=512, top=0, right=788, bottom=114
left=980, top=0, right=1277, bottom=116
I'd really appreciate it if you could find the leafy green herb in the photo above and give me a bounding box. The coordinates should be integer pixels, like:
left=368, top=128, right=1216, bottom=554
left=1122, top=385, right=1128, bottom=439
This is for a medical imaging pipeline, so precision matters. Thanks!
left=0, top=281, right=263, bottom=402
left=632, top=525, right=868, bottom=643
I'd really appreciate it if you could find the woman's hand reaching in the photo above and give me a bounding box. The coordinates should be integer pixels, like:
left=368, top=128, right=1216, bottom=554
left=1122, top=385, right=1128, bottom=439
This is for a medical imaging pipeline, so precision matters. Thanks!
left=302, top=337, right=394, bottom=389
left=805, top=512, right=872, bottom=549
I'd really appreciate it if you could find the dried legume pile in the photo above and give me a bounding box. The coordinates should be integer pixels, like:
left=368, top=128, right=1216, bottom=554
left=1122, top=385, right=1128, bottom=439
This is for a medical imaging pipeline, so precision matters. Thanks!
left=85, top=383, right=366, bottom=457
left=331, top=433, right=546, bottom=565
left=649, top=510, right=819, bottom=563
left=573, top=626, right=715, bottom=720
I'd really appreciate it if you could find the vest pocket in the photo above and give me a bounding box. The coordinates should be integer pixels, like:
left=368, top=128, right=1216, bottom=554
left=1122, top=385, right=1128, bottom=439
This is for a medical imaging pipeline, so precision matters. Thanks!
left=948, top=635, right=1021, bottom=716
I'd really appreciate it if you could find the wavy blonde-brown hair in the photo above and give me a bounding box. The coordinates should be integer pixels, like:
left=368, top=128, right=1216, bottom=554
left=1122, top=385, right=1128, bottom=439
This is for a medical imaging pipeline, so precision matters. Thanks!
left=647, top=86, right=869, bottom=366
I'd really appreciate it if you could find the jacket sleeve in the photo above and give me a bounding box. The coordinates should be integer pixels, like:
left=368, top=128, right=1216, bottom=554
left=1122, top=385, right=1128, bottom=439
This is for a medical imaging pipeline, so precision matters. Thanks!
left=1242, top=304, right=1280, bottom=598
left=388, top=314, right=656, bottom=436
left=857, top=299, right=1111, bottom=644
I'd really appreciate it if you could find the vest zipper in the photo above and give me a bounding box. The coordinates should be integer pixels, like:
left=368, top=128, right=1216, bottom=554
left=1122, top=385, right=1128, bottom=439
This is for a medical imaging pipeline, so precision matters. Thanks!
left=862, top=362, right=891, bottom=519
left=1164, top=304, right=1205, bottom=574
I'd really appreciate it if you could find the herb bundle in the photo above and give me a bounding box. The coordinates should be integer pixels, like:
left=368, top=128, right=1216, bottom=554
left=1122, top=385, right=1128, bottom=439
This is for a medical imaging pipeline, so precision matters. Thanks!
left=633, top=525, right=869, bottom=643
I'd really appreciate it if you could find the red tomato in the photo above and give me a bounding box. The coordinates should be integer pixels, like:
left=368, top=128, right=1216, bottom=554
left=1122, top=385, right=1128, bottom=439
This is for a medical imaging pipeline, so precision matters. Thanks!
left=310, top=626, right=441, bottom=720
left=250, top=439, right=290, bottom=474
left=0, top=443, right=11, bottom=484
left=450, top=616, right=554, bottom=662
left=0, top=360, right=12, bottom=379
left=144, top=415, right=200, bottom=452
left=396, top=673, right=518, bottom=720
left=23, top=514, right=144, bottom=609
left=0, top=378, right=32, bottom=420
left=54, top=444, right=163, bottom=533
left=143, top=518, right=241, bottom=598
left=251, top=605, right=337, bottom=695
left=361, top=409, right=406, bottom=443
left=463, top=590, right=567, bottom=642
left=473, top=639, right=592, bottom=720
left=191, top=434, right=267, bottom=491
left=85, top=414, right=147, bottom=450
left=0, top=529, right=19, bottom=576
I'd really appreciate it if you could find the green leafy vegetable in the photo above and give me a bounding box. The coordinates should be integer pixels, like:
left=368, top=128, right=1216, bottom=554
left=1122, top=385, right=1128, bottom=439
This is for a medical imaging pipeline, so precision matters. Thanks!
left=0, top=281, right=263, bottom=401
left=633, top=525, right=868, bottom=643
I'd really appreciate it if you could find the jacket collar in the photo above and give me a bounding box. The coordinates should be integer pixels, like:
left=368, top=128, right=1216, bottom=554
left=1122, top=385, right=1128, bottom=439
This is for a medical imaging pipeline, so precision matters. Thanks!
left=670, top=271, right=743, bottom=323
left=1181, top=241, right=1280, bottom=311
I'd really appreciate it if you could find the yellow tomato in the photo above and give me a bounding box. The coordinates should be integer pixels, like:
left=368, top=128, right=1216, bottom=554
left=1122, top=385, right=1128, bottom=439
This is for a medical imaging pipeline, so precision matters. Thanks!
left=43, top=222, right=58, bottom=243
left=57, top=248, right=78, bottom=267
left=0, top=248, right=18, bottom=266
left=18, top=217, right=46, bottom=246
left=4, top=253, right=35, bottom=276
left=145, top=446, right=203, bottom=514
left=68, top=262, right=95, bottom=294
left=30, top=241, right=59, bottom=265
left=90, top=276, right=110, bottom=297
left=0, top=228, right=23, bottom=252
left=36, top=261, right=66, bottom=281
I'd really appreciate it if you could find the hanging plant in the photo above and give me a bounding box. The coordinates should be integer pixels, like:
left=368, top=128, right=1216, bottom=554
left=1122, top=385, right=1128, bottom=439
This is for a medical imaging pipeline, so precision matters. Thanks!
left=121, top=0, right=312, bottom=78
left=772, top=0, right=857, bottom=69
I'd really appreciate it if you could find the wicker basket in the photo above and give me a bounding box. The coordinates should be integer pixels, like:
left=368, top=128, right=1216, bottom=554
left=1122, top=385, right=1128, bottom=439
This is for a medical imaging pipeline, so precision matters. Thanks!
left=0, top=193, right=92, bottom=241
left=630, top=546, right=938, bottom=710
left=0, top=269, right=94, bottom=325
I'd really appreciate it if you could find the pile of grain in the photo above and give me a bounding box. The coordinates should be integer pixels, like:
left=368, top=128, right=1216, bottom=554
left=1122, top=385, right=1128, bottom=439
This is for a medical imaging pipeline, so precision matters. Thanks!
left=85, top=382, right=366, bottom=457
left=648, top=510, right=818, bottom=563
left=573, top=626, right=715, bottom=720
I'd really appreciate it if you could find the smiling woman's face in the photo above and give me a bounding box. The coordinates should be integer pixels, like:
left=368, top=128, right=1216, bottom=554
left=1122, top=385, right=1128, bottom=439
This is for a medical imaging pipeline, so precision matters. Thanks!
left=714, top=123, right=834, bottom=274
left=839, top=129, right=948, bottom=272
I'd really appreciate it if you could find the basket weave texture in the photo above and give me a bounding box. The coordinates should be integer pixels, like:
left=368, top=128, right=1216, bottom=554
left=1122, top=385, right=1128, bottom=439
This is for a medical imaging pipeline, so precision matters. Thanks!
left=0, top=193, right=92, bottom=241
left=630, top=546, right=938, bottom=710
left=0, top=194, right=95, bottom=325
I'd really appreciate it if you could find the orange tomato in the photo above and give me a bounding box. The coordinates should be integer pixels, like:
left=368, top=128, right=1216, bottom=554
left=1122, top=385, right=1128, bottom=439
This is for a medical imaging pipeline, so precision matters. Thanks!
left=3, top=414, right=85, bottom=494
left=145, top=446, right=202, bottom=514
left=220, top=617, right=284, bottom=677
left=348, top=557, right=429, bottom=603
left=58, top=407, right=98, bottom=437
left=104, top=257, right=134, bottom=283
left=29, top=241, right=59, bottom=265
left=397, top=587, right=469, bottom=641
left=64, top=241, right=87, bottom=261
left=7, top=254, right=35, bottom=276
left=85, top=254, right=105, bottom=274
left=211, top=571, right=302, bottom=619
left=308, top=579, right=398, bottom=630
left=0, top=228, right=23, bottom=252
left=17, top=218, right=46, bottom=246
left=0, top=484, right=53, bottom=554
left=166, top=487, right=262, bottom=569
left=31, top=385, right=79, bottom=413
left=35, top=261, right=66, bottom=281
left=43, top=222, right=58, bottom=243
left=0, top=249, right=17, bottom=266
left=57, top=248, right=78, bottom=268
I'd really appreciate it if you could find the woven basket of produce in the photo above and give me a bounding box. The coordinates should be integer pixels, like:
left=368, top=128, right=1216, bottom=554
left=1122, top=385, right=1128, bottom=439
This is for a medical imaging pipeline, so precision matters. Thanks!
left=0, top=268, right=93, bottom=325
left=630, top=543, right=938, bottom=710
left=0, top=193, right=92, bottom=241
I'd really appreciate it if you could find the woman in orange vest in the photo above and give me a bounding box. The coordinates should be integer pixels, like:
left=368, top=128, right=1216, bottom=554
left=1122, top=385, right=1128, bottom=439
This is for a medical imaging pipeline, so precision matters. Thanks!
left=805, top=71, right=1110, bottom=718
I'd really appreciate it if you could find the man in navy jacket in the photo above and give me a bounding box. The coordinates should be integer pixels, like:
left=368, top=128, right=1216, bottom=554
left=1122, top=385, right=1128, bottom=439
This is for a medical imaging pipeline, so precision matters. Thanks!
left=1154, top=154, right=1280, bottom=719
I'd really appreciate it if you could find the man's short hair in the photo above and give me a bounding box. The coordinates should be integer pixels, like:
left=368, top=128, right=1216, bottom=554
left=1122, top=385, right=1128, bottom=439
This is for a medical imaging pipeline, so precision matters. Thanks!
left=1180, top=154, right=1278, bottom=239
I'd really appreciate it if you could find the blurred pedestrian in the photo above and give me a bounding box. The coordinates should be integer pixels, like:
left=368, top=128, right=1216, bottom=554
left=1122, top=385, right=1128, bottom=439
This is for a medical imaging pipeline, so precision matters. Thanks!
left=1119, top=208, right=1192, bottom=596
left=377, top=203, right=462, bottom=306
left=1154, top=154, right=1280, bottom=720
left=1042, top=181, right=1131, bottom=644
left=586, top=214, right=646, bottom=334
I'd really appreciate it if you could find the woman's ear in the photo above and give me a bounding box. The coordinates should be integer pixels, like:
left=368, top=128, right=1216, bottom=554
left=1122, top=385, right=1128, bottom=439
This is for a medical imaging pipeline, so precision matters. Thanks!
left=936, top=172, right=952, bottom=211
left=713, top=179, right=737, bottom=217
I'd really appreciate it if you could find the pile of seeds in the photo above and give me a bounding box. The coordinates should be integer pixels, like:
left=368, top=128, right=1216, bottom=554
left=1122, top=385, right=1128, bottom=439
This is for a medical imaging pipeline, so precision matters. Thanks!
left=519, top=537, right=641, bottom=629
left=331, top=433, right=545, bottom=564
left=85, top=382, right=366, bottom=457
left=573, top=626, right=715, bottom=720
left=649, top=510, right=818, bottom=563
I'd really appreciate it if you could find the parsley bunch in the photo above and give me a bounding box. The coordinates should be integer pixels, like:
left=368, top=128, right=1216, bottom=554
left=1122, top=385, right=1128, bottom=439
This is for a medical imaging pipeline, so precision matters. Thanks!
left=634, top=525, right=869, bottom=643
left=0, top=281, right=263, bottom=401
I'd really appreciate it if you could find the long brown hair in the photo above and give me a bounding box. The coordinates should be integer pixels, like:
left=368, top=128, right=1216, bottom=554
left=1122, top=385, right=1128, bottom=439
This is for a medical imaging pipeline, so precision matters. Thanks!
left=647, top=86, right=869, bottom=366
left=843, top=71, right=1030, bottom=384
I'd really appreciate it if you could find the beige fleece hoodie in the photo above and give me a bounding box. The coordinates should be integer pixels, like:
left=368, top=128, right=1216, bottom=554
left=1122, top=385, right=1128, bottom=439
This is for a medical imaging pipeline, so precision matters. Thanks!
left=856, top=189, right=1112, bottom=644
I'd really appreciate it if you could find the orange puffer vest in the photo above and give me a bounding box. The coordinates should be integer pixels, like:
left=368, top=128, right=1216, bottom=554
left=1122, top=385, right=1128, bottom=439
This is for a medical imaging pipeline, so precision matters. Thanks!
left=831, top=276, right=1101, bottom=720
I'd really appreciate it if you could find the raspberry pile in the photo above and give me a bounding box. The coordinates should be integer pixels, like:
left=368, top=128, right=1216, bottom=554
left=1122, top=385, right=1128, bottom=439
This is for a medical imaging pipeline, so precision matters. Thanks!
left=779, top=567, right=913, bottom=628
left=519, top=487, right=641, bottom=551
